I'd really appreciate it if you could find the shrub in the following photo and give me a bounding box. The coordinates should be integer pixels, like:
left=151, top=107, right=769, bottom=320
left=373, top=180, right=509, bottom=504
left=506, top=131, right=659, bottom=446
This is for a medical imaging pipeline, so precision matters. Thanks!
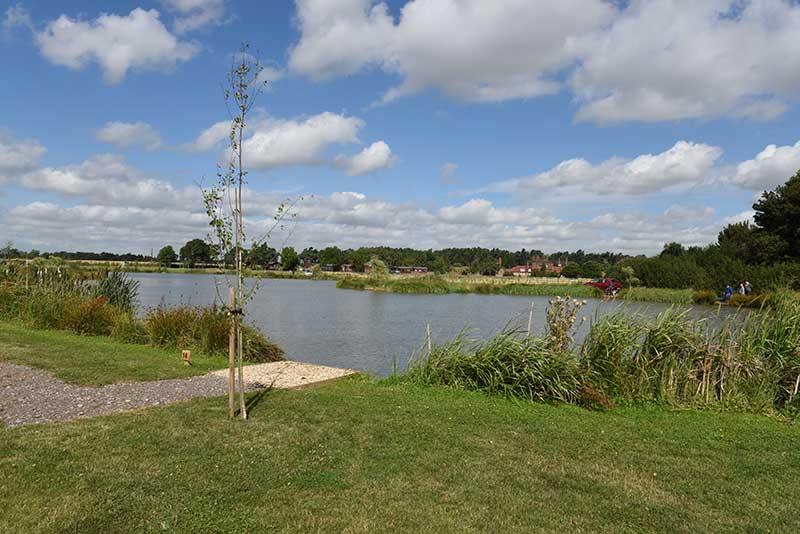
left=61, top=297, right=118, bottom=335
left=242, top=324, right=284, bottom=362
left=111, top=312, right=148, bottom=344
left=143, top=304, right=283, bottom=361
left=692, top=290, right=717, bottom=305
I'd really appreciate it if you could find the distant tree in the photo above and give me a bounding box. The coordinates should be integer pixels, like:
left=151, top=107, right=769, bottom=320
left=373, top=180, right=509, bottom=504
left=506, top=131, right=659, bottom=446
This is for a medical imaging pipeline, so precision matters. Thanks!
left=281, top=247, right=300, bottom=271
left=753, top=170, right=800, bottom=258
left=319, top=246, right=345, bottom=267
left=346, top=248, right=370, bottom=272
left=180, top=239, right=213, bottom=267
left=660, top=242, right=686, bottom=257
left=248, top=243, right=277, bottom=268
left=299, top=247, right=319, bottom=265
left=560, top=262, right=581, bottom=279
left=157, top=245, right=177, bottom=266
left=28, top=249, right=40, bottom=258
left=432, top=255, right=449, bottom=274
left=580, top=260, right=604, bottom=278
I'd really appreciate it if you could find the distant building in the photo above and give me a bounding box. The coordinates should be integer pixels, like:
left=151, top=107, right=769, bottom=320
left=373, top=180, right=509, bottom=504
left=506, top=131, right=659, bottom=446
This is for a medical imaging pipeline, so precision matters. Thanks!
left=509, top=257, right=566, bottom=276
left=391, top=266, right=429, bottom=275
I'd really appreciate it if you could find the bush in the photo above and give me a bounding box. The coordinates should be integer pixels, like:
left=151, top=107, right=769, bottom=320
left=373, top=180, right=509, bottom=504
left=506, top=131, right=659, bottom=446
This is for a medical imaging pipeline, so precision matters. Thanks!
left=111, top=312, right=148, bottom=344
left=143, top=304, right=283, bottom=361
left=61, top=297, right=118, bottom=336
left=242, top=324, right=284, bottom=362
left=692, top=290, right=717, bottom=305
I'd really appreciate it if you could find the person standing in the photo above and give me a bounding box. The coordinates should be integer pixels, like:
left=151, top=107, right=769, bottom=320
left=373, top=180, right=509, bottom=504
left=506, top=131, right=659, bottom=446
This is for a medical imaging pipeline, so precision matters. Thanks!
left=738, top=283, right=746, bottom=295
left=744, top=281, right=752, bottom=294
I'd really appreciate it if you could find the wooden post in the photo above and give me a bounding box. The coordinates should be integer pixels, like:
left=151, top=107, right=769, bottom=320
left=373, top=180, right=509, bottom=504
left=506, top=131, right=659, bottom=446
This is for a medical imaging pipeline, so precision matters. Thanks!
left=527, top=301, right=534, bottom=337
left=228, top=287, right=235, bottom=418
left=426, top=323, right=432, bottom=357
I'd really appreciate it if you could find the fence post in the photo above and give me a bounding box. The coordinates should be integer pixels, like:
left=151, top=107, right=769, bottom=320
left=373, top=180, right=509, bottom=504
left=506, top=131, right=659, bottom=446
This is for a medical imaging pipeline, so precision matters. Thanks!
left=527, top=301, right=534, bottom=337
left=426, top=323, right=432, bottom=357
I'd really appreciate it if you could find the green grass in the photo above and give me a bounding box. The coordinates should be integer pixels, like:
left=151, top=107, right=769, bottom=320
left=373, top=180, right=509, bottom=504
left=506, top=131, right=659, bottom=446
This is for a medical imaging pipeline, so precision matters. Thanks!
left=338, top=275, right=602, bottom=299
left=0, top=321, right=226, bottom=385
left=0, top=377, right=798, bottom=533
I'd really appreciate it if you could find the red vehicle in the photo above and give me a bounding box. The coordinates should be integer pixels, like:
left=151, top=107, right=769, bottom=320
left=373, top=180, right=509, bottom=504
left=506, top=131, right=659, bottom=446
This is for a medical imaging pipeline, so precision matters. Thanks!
left=584, top=278, right=622, bottom=293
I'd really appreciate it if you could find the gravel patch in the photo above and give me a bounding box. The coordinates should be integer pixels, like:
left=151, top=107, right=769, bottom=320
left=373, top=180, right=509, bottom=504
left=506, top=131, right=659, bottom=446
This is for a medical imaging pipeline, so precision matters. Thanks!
left=0, top=361, right=355, bottom=427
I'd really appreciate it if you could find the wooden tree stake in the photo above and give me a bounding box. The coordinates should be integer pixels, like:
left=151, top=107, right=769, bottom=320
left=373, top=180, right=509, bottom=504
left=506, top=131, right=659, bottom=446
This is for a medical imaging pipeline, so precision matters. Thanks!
left=229, top=287, right=235, bottom=418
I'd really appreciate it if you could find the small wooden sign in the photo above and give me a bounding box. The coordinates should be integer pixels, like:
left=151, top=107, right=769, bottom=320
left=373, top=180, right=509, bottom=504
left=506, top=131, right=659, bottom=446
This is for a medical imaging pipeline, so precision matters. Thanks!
left=182, top=350, right=192, bottom=366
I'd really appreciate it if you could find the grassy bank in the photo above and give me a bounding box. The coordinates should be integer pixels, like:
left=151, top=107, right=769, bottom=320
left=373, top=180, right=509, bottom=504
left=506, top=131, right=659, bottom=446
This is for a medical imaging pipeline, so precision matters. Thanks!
left=0, top=377, right=797, bottom=532
left=0, top=321, right=223, bottom=385
left=338, top=275, right=603, bottom=299
left=619, top=287, right=694, bottom=304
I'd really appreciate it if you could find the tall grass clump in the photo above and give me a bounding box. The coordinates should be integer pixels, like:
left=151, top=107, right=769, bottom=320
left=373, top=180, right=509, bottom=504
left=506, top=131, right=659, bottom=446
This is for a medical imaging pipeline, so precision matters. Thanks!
left=406, top=331, right=583, bottom=404
left=621, top=287, right=693, bottom=304
left=404, top=291, right=799, bottom=416
left=143, top=305, right=283, bottom=362
left=93, top=271, right=140, bottom=311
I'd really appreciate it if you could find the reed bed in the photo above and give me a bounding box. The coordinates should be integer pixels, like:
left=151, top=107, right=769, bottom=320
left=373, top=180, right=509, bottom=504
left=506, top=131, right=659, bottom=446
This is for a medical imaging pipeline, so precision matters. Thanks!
left=405, top=291, right=800, bottom=415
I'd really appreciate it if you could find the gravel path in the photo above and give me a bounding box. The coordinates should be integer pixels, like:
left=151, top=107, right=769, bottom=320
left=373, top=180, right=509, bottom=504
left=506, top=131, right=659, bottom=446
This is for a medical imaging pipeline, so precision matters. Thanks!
left=0, top=361, right=355, bottom=427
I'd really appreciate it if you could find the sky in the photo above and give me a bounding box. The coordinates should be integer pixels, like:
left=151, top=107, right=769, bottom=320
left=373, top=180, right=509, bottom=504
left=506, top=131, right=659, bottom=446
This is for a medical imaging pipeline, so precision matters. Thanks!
left=2, top=0, right=800, bottom=256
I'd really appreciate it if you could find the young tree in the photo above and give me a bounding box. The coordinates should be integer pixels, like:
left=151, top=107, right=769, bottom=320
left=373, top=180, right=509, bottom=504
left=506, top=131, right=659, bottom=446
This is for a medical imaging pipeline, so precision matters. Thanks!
left=203, top=44, right=298, bottom=419
left=157, top=245, right=177, bottom=266
left=203, top=44, right=269, bottom=419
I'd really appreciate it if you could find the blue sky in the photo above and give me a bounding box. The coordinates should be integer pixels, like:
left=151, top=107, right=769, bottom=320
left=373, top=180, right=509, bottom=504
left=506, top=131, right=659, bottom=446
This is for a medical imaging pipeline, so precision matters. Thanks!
left=2, top=0, right=800, bottom=255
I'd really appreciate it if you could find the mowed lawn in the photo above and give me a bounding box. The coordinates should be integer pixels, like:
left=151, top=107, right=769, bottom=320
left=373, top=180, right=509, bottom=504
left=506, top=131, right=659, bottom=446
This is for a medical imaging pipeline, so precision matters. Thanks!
left=0, top=321, right=226, bottom=385
left=1, top=374, right=798, bottom=533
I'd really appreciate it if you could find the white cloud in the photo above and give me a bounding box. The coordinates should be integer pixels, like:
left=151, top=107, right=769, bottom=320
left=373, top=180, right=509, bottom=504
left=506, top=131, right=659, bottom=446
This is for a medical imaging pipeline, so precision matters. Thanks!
left=487, top=141, right=722, bottom=195
left=2, top=3, right=32, bottom=35
left=242, top=112, right=363, bottom=169
left=0, top=134, right=45, bottom=182
left=439, top=163, right=458, bottom=184
left=571, top=0, right=800, bottom=123
left=95, top=121, right=163, bottom=151
left=289, top=0, right=613, bottom=104
left=18, top=154, right=194, bottom=207
left=724, top=210, right=756, bottom=225
left=161, top=0, right=227, bottom=33
left=731, top=141, right=800, bottom=190
left=35, top=8, right=199, bottom=83
left=185, top=120, right=230, bottom=152
left=335, top=141, right=394, bottom=175
left=290, top=0, right=800, bottom=122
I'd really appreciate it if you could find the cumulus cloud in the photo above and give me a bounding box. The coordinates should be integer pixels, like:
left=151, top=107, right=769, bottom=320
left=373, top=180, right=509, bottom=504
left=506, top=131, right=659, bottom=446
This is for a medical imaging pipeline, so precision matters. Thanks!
left=290, top=0, right=800, bottom=122
left=731, top=141, right=800, bottom=190
left=242, top=112, right=363, bottom=169
left=571, top=0, right=800, bottom=123
left=486, top=141, right=722, bottom=195
left=18, top=154, right=194, bottom=207
left=160, top=0, right=227, bottom=33
left=95, top=121, right=163, bottom=151
left=289, top=0, right=613, bottom=104
left=0, top=134, right=46, bottom=182
left=35, top=8, right=199, bottom=83
left=334, top=141, right=394, bottom=175
left=185, top=120, right=230, bottom=152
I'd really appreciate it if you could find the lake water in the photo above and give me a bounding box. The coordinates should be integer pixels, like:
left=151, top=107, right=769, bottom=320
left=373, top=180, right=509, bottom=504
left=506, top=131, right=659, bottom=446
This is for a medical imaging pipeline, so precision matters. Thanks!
left=130, top=273, right=735, bottom=376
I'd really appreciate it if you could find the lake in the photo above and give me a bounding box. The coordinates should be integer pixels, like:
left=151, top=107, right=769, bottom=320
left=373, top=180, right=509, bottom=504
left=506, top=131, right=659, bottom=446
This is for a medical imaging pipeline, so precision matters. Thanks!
left=131, top=273, right=736, bottom=376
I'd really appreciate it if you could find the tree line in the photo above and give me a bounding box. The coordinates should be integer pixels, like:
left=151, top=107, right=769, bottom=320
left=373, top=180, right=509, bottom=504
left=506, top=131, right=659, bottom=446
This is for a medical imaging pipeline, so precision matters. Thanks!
left=4, top=170, right=799, bottom=291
